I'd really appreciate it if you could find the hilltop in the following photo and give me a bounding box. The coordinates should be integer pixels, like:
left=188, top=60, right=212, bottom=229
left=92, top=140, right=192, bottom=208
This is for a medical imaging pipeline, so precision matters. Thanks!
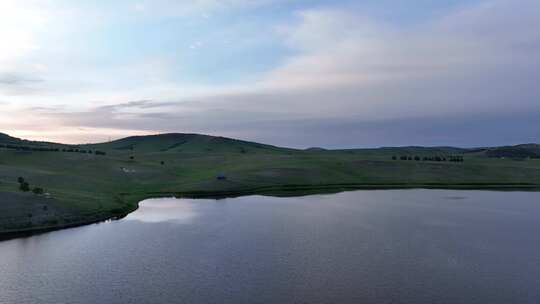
left=1, top=131, right=540, bottom=239
left=83, top=133, right=294, bottom=154
left=0, top=132, right=30, bottom=145
left=0, top=132, right=66, bottom=148
left=482, top=144, right=540, bottom=159
left=2, top=131, right=539, bottom=158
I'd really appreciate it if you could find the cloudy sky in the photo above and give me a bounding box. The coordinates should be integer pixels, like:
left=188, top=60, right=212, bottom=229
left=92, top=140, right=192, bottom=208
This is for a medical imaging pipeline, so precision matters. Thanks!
left=0, top=0, right=539, bottom=148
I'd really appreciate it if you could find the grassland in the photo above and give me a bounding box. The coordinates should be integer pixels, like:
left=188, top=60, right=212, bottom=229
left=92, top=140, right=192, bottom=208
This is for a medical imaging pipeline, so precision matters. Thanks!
left=1, top=132, right=540, bottom=238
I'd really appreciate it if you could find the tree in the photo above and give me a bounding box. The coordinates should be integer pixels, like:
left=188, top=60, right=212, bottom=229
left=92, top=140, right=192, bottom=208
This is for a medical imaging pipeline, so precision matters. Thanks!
left=129, top=156, right=135, bottom=160
left=32, top=187, right=44, bottom=195
left=160, top=161, right=165, bottom=165
left=20, top=182, right=30, bottom=192
left=392, top=156, right=397, bottom=160
left=414, top=156, right=420, bottom=161
left=17, top=177, right=25, bottom=184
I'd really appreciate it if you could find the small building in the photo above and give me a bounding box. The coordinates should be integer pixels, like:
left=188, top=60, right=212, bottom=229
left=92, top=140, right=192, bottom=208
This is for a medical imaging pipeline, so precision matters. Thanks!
left=216, top=173, right=227, bottom=180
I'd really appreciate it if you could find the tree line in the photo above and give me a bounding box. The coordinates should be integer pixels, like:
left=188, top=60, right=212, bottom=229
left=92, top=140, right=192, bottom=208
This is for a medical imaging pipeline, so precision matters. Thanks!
left=392, top=155, right=464, bottom=162
left=0, top=144, right=106, bottom=155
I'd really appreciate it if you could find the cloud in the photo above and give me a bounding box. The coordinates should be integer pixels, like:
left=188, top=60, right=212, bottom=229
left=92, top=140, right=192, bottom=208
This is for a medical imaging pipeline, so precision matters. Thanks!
left=0, top=73, right=44, bottom=96
left=128, top=0, right=286, bottom=18
left=133, top=3, right=146, bottom=12
left=13, top=97, right=539, bottom=148
left=0, top=1, right=46, bottom=64
left=216, top=0, right=538, bottom=134
left=0, top=73, right=42, bottom=86
left=1, top=0, right=539, bottom=147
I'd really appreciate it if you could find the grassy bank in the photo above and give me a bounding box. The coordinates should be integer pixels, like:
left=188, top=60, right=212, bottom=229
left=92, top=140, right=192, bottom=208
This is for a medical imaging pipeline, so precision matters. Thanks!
left=1, top=133, right=540, bottom=238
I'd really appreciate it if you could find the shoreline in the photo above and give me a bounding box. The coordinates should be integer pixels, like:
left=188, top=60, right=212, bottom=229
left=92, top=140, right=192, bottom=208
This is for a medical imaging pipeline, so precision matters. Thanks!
left=1, top=182, right=539, bottom=241
left=0, top=203, right=139, bottom=242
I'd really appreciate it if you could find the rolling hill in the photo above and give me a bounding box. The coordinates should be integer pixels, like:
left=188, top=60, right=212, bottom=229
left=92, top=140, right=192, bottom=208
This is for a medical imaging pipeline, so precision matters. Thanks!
left=3, top=131, right=539, bottom=158
left=0, top=132, right=65, bottom=148
left=83, top=133, right=294, bottom=154
left=1, top=131, right=540, bottom=238
left=0, top=132, right=27, bottom=145
left=483, top=144, right=540, bottom=158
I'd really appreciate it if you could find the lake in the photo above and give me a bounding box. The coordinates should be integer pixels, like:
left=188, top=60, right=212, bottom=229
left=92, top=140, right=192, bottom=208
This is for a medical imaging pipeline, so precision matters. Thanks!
left=1, top=190, right=540, bottom=304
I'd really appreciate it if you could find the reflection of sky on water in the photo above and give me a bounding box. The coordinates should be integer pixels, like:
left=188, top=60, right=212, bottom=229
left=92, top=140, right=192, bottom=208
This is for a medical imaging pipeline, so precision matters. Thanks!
left=125, top=198, right=200, bottom=224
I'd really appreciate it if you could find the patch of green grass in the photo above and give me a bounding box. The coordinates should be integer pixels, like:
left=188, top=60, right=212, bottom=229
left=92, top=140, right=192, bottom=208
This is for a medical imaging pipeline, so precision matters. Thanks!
left=1, top=133, right=540, bottom=236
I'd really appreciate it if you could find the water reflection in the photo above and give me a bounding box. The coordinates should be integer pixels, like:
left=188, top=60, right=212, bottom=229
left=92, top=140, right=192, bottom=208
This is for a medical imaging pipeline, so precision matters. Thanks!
left=3, top=190, right=540, bottom=304
left=125, top=197, right=199, bottom=224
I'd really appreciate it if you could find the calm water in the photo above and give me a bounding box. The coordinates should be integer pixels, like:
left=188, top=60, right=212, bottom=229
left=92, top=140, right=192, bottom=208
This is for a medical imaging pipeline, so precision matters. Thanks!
left=1, top=190, right=540, bottom=304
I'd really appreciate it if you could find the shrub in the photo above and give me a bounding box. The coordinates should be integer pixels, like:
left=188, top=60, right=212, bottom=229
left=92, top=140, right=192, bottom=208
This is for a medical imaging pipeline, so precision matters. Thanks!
left=20, top=182, right=30, bottom=192
left=32, top=187, right=44, bottom=195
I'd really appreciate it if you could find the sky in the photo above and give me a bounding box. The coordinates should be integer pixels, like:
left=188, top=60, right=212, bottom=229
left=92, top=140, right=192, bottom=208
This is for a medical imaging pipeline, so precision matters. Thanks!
left=0, top=0, right=539, bottom=148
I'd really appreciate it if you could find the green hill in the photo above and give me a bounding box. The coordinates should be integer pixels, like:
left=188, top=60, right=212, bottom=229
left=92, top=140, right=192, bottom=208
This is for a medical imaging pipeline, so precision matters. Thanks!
left=1, top=131, right=540, bottom=239
left=483, top=144, right=540, bottom=159
left=0, top=132, right=65, bottom=148
left=0, top=132, right=27, bottom=145
left=84, top=133, right=294, bottom=154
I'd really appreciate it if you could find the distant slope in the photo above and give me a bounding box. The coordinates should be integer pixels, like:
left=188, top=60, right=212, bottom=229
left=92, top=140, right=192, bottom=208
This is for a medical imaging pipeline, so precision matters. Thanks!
left=0, top=132, right=64, bottom=147
left=2, top=131, right=539, bottom=158
left=0, top=133, right=26, bottom=145
left=83, top=133, right=296, bottom=154
left=370, top=146, right=468, bottom=155
left=483, top=144, right=540, bottom=158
